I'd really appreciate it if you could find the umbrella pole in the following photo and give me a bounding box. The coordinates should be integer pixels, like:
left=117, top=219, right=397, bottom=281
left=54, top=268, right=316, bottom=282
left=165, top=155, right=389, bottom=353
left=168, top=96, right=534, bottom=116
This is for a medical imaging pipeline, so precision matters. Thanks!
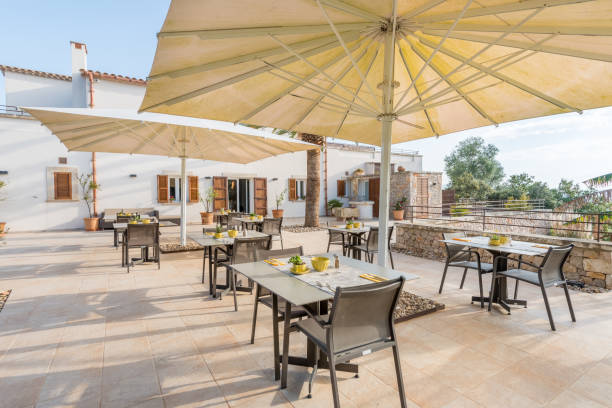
left=377, top=12, right=397, bottom=267
left=180, top=157, right=187, bottom=246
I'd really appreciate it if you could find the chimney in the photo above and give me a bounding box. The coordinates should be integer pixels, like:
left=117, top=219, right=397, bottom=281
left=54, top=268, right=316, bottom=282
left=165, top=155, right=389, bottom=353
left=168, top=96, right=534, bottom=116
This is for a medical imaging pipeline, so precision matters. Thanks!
left=71, top=41, right=88, bottom=108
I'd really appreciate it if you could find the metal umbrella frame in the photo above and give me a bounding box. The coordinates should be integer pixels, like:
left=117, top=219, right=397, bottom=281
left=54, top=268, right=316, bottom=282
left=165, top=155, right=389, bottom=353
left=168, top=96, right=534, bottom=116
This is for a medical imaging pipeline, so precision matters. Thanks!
left=140, top=0, right=612, bottom=264
left=24, top=107, right=316, bottom=246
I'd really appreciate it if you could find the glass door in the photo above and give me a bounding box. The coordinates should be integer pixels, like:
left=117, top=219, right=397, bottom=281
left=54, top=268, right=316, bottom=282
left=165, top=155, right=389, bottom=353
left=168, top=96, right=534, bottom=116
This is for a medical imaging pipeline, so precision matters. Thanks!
left=227, top=179, right=238, bottom=211
left=238, top=179, right=250, bottom=213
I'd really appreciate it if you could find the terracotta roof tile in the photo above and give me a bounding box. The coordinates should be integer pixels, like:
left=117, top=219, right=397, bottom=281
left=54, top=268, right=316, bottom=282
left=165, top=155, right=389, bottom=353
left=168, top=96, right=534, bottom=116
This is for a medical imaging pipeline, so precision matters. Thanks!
left=81, top=69, right=146, bottom=86
left=0, top=65, right=71, bottom=81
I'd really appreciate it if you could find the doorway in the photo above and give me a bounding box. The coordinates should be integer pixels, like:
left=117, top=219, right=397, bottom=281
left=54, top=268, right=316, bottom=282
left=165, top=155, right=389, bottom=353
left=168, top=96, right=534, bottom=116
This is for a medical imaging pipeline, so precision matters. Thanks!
left=228, top=178, right=251, bottom=213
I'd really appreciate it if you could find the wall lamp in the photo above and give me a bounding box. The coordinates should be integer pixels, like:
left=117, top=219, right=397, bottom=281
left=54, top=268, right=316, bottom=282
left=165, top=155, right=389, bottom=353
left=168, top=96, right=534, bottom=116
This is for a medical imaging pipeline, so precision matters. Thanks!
left=129, top=174, right=137, bottom=178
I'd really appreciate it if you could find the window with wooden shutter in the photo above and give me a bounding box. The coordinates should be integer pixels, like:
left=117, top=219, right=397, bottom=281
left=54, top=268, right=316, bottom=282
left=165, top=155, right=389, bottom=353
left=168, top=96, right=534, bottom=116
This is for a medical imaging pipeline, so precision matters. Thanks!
left=288, top=178, right=297, bottom=201
left=188, top=176, right=199, bottom=203
left=157, top=175, right=169, bottom=203
left=213, top=176, right=227, bottom=210
left=337, top=179, right=345, bottom=197
left=54, top=172, right=72, bottom=200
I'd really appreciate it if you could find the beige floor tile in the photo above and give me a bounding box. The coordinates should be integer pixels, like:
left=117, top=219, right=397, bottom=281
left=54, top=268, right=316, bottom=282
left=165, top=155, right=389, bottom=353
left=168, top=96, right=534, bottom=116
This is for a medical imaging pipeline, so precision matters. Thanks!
left=546, top=389, right=607, bottom=408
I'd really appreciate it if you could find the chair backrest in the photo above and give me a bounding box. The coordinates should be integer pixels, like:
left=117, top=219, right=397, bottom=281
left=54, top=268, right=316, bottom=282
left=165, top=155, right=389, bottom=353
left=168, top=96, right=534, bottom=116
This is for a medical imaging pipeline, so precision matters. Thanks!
left=231, top=236, right=272, bottom=264
left=539, top=244, right=574, bottom=284
left=328, top=277, right=404, bottom=353
left=117, top=215, right=131, bottom=224
left=262, top=218, right=282, bottom=235
left=442, top=232, right=470, bottom=262
left=203, top=226, right=227, bottom=233
left=366, top=226, right=394, bottom=251
left=258, top=246, right=303, bottom=261
left=127, top=224, right=158, bottom=247
left=328, top=229, right=345, bottom=243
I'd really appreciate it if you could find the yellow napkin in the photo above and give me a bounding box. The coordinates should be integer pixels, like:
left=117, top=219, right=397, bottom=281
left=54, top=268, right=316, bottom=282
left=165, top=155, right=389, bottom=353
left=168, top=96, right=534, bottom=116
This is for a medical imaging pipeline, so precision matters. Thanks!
left=360, top=273, right=388, bottom=283
left=452, top=238, right=470, bottom=242
left=533, top=244, right=549, bottom=249
left=264, top=259, right=285, bottom=266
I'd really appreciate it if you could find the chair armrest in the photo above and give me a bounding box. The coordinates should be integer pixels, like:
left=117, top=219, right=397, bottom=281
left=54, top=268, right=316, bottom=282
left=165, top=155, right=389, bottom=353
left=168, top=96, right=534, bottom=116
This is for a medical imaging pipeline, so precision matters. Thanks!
left=494, top=255, right=540, bottom=271
left=301, top=304, right=331, bottom=328
left=449, top=249, right=480, bottom=263
left=214, top=246, right=230, bottom=259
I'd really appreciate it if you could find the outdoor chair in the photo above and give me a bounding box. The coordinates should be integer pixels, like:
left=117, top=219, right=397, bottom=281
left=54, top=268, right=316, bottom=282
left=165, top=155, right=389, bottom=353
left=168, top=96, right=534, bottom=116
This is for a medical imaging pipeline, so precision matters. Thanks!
left=283, top=277, right=407, bottom=407
left=348, top=226, right=395, bottom=268
left=227, top=212, right=244, bottom=230
left=250, top=247, right=308, bottom=347
left=438, top=232, right=494, bottom=308
left=488, top=244, right=576, bottom=331
left=261, top=217, right=284, bottom=249
left=214, top=235, right=272, bottom=310
left=326, top=223, right=348, bottom=256
left=202, top=226, right=229, bottom=271
left=124, top=223, right=160, bottom=273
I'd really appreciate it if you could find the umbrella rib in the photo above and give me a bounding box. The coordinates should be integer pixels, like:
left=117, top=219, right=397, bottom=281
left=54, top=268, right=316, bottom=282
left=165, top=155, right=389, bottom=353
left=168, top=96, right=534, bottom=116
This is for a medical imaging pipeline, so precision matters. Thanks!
left=190, top=129, right=208, bottom=159
left=263, top=61, right=377, bottom=116
left=333, top=42, right=381, bottom=137
left=268, top=34, right=381, bottom=114
left=396, top=8, right=541, bottom=113
left=139, top=32, right=360, bottom=112
left=401, top=0, right=447, bottom=19
left=113, top=120, right=176, bottom=154
left=316, top=0, right=385, bottom=23
left=62, top=124, right=126, bottom=142
left=422, top=30, right=612, bottom=63
left=131, top=122, right=167, bottom=155
left=235, top=41, right=363, bottom=123
left=409, top=41, right=497, bottom=125
left=287, top=94, right=374, bottom=119
left=398, top=34, right=557, bottom=115
left=396, top=119, right=425, bottom=129
left=54, top=121, right=120, bottom=135
left=397, top=45, right=438, bottom=135
left=157, top=23, right=371, bottom=39
left=149, top=33, right=359, bottom=81
left=415, top=0, right=595, bottom=24
left=287, top=41, right=374, bottom=131
left=415, top=33, right=582, bottom=113
left=394, top=0, right=475, bottom=111
left=421, top=23, right=612, bottom=37
left=317, top=0, right=384, bottom=113
left=70, top=123, right=146, bottom=151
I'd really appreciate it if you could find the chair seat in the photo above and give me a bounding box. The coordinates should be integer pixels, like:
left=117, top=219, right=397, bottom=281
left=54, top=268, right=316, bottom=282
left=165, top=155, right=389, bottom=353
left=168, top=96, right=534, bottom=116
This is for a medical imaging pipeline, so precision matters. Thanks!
left=259, top=296, right=308, bottom=319
left=295, top=317, right=329, bottom=352
left=449, top=261, right=493, bottom=272
left=497, top=268, right=540, bottom=285
left=350, top=244, right=375, bottom=253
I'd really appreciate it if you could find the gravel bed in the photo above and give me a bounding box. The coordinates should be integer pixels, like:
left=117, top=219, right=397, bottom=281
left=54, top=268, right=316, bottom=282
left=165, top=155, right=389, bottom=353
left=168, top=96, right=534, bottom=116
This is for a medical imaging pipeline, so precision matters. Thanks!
left=394, top=291, right=444, bottom=322
left=0, top=290, right=11, bottom=313
left=160, top=237, right=203, bottom=253
left=282, top=225, right=327, bottom=233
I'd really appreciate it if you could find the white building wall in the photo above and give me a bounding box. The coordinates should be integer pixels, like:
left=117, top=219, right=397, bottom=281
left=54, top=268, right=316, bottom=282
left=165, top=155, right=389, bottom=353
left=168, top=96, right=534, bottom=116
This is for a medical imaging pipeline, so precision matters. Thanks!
left=4, top=72, right=72, bottom=108
left=88, top=80, right=145, bottom=109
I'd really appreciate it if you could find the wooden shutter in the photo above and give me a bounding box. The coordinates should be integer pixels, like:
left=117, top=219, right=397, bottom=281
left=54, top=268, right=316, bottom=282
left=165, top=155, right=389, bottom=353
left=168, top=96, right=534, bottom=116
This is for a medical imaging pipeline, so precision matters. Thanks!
left=254, top=178, right=267, bottom=216
left=188, top=176, right=199, bottom=203
left=157, top=175, right=169, bottom=203
left=337, top=179, right=345, bottom=197
left=416, top=177, right=429, bottom=218
left=368, top=177, right=380, bottom=217
left=288, top=178, right=297, bottom=201
left=213, top=176, right=227, bottom=210
left=54, top=172, right=72, bottom=200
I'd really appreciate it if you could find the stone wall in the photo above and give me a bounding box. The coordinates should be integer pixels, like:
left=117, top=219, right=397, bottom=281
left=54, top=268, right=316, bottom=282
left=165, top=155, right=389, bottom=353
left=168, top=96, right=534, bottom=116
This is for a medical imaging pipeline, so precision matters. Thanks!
left=395, top=222, right=612, bottom=289
left=390, top=171, right=442, bottom=219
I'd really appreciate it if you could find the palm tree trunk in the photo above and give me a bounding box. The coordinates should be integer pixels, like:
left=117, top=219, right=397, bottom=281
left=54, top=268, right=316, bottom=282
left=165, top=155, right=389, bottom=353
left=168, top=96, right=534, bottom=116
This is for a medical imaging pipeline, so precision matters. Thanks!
left=304, top=148, right=320, bottom=227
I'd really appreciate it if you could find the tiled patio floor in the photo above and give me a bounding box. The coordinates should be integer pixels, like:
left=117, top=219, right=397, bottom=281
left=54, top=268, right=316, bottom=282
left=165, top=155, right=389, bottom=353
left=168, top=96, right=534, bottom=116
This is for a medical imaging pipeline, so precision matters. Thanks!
left=1, top=226, right=611, bottom=408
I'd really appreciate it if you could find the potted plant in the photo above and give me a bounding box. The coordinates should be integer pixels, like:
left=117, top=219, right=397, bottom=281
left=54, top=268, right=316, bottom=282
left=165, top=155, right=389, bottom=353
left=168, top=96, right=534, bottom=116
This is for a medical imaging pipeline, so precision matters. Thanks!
left=272, top=188, right=287, bottom=218
left=77, top=173, right=100, bottom=231
left=489, top=234, right=501, bottom=246
left=393, top=196, right=407, bottom=220
left=200, top=187, right=216, bottom=224
left=249, top=212, right=256, bottom=220
left=345, top=219, right=354, bottom=229
left=0, top=180, right=6, bottom=235
left=214, top=224, right=224, bottom=239
left=289, top=255, right=308, bottom=274
left=328, top=198, right=343, bottom=220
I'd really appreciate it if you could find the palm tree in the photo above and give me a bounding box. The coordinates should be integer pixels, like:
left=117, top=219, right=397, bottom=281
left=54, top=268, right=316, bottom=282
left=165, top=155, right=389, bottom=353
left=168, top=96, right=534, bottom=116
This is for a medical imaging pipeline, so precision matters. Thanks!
left=299, top=133, right=325, bottom=227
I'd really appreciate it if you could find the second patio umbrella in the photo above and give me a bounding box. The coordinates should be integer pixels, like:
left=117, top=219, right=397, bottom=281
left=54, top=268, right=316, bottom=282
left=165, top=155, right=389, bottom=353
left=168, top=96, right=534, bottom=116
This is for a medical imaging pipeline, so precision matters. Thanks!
left=140, top=0, right=612, bottom=265
left=24, top=107, right=316, bottom=245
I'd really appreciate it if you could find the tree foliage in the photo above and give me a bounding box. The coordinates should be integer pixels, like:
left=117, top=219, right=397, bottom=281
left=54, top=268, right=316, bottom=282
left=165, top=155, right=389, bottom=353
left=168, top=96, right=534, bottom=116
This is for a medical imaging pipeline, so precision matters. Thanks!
left=444, top=137, right=504, bottom=199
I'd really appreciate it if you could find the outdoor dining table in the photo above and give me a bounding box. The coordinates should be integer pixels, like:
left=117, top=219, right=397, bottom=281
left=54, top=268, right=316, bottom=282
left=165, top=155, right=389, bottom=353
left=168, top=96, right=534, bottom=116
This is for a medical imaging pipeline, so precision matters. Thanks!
left=188, top=230, right=269, bottom=296
left=440, top=235, right=556, bottom=313
left=230, top=253, right=418, bottom=388
left=236, top=217, right=264, bottom=231
left=112, top=219, right=176, bottom=248
left=327, top=225, right=370, bottom=259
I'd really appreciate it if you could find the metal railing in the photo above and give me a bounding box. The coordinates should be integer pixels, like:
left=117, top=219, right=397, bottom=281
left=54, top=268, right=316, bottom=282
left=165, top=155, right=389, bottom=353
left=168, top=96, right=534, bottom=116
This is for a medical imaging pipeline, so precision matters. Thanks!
left=403, top=203, right=612, bottom=242
left=0, top=105, right=30, bottom=117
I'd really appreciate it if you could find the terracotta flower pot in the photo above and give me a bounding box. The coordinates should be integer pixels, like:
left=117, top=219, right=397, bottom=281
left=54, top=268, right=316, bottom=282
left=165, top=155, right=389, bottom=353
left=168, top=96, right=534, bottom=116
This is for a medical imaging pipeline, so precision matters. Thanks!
left=272, top=209, right=284, bottom=218
left=83, top=218, right=99, bottom=231
left=200, top=212, right=214, bottom=225
left=392, top=210, right=405, bottom=220
left=0, top=222, right=6, bottom=234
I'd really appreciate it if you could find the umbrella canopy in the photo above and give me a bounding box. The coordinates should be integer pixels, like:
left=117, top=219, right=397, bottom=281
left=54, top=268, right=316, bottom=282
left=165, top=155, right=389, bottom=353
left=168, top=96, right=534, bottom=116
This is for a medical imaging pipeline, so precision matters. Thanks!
left=140, top=0, right=612, bottom=264
left=24, top=107, right=316, bottom=245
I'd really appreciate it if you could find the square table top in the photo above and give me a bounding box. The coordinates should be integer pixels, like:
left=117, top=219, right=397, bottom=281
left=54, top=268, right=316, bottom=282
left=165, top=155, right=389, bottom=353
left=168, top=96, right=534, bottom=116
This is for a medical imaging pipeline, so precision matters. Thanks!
left=113, top=219, right=160, bottom=229
left=188, top=230, right=268, bottom=247
left=327, top=225, right=370, bottom=234
left=440, top=235, right=555, bottom=256
left=237, top=217, right=264, bottom=223
left=231, top=253, right=419, bottom=306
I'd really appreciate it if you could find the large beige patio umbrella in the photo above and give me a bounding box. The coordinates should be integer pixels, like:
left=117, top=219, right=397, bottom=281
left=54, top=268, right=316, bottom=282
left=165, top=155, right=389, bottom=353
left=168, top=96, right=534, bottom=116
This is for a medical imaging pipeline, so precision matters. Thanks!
left=24, top=107, right=316, bottom=245
left=139, top=0, right=612, bottom=265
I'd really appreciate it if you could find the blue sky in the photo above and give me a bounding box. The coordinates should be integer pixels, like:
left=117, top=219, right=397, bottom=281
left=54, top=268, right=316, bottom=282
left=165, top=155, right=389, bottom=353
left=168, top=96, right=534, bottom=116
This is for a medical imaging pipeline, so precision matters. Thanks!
left=1, top=0, right=610, bottom=188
